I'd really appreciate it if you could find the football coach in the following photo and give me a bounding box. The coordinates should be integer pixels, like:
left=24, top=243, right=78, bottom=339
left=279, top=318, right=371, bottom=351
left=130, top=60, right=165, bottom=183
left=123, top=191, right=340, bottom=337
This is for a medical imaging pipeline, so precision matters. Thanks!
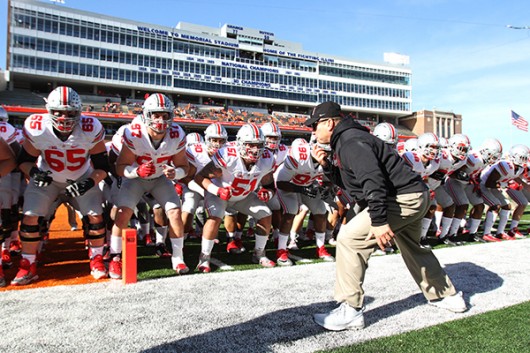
left=307, top=101, right=466, bottom=331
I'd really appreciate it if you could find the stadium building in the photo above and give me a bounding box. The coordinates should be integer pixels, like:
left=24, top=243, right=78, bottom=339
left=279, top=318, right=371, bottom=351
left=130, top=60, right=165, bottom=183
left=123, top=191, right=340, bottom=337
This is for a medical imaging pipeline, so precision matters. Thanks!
left=3, top=0, right=417, bottom=138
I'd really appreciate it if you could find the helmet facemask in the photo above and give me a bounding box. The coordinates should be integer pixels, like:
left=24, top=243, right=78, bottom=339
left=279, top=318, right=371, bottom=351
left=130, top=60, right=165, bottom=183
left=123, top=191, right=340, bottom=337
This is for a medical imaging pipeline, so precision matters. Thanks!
left=144, top=111, right=171, bottom=133
left=265, top=136, right=280, bottom=151
left=50, top=110, right=79, bottom=134
left=207, top=137, right=227, bottom=155
left=239, top=142, right=264, bottom=162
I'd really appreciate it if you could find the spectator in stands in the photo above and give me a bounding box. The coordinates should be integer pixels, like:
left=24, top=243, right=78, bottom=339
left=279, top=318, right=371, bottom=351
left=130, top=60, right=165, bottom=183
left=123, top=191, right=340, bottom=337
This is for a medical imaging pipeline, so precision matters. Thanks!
left=308, top=101, right=466, bottom=331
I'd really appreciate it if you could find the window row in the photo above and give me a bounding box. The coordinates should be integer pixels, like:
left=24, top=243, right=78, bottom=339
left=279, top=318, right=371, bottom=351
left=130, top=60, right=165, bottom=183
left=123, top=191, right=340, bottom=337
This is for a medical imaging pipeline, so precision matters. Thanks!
left=319, top=94, right=410, bottom=112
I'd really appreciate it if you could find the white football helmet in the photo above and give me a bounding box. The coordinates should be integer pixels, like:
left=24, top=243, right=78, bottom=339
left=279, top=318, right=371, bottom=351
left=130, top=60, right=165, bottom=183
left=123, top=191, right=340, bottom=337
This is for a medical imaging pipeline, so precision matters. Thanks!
left=186, top=132, right=204, bottom=146
left=261, top=122, right=282, bottom=150
left=0, top=106, right=8, bottom=123
left=417, top=133, right=440, bottom=160
left=508, top=144, right=529, bottom=167
left=204, top=123, right=228, bottom=154
left=142, top=93, right=174, bottom=133
left=478, top=138, right=503, bottom=165
left=404, top=138, right=418, bottom=152
left=447, top=134, right=471, bottom=161
left=236, top=123, right=265, bottom=163
left=292, top=138, right=309, bottom=148
left=45, top=86, right=82, bottom=133
left=439, top=137, right=448, bottom=148
left=373, top=122, right=398, bottom=145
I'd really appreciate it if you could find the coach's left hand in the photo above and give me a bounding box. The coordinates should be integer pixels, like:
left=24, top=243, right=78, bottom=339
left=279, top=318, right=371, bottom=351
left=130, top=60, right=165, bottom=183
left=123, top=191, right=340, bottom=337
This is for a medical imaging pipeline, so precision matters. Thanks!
left=366, top=224, right=395, bottom=251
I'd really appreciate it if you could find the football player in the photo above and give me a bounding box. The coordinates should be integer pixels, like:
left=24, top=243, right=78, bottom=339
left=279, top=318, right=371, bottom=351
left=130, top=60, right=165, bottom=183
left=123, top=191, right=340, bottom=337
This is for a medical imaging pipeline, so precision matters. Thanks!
left=14, top=86, right=110, bottom=285
left=111, top=93, right=190, bottom=277
left=194, top=123, right=276, bottom=272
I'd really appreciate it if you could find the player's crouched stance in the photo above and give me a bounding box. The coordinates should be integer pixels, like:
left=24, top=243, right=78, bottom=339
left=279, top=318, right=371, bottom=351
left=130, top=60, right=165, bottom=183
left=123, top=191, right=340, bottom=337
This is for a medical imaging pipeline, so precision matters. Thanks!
left=13, top=86, right=110, bottom=285
left=110, top=93, right=190, bottom=278
left=194, top=123, right=276, bottom=272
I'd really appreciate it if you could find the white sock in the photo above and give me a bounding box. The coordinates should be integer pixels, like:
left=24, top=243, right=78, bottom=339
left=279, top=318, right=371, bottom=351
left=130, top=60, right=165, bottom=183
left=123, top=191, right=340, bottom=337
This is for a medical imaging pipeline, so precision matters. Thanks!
left=155, top=226, right=168, bottom=244
left=434, top=211, right=443, bottom=230
left=170, top=237, right=184, bottom=263
left=272, top=228, right=280, bottom=240
left=139, top=223, right=149, bottom=240
left=22, top=253, right=37, bottom=264
left=90, top=246, right=104, bottom=258
left=110, top=235, right=122, bottom=254
left=448, top=218, right=461, bottom=237
left=277, top=233, right=289, bottom=250
left=226, top=231, right=235, bottom=240
left=483, top=212, right=494, bottom=235
left=254, top=234, right=268, bottom=252
left=496, top=209, right=510, bottom=234
left=201, top=238, right=215, bottom=256
left=289, top=231, right=298, bottom=242
left=315, top=231, right=326, bottom=248
left=421, top=218, right=432, bottom=239
left=468, top=218, right=481, bottom=234
left=510, top=219, right=519, bottom=230
left=438, top=217, right=452, bottom=239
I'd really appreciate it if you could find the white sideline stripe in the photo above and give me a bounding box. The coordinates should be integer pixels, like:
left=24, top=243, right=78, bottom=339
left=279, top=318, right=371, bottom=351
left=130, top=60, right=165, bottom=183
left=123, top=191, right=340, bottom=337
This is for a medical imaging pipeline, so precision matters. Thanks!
left=288, top=254, right=313, bottom=263
left=209, top=257, right=234, bottom=270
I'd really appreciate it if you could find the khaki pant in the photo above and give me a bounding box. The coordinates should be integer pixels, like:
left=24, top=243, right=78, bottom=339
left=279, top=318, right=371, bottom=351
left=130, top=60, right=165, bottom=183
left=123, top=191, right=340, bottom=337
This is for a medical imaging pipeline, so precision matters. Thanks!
left=334, top=191, right=457, bottom=308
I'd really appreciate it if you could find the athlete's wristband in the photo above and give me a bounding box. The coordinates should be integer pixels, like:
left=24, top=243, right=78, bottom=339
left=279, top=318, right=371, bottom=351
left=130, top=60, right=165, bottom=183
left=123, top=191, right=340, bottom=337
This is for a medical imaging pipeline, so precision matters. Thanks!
left=206, top=183, right=220, bottom=196
left=173, top=167, right=187, bottom=181
left=123, top=165, right=139, bottom=179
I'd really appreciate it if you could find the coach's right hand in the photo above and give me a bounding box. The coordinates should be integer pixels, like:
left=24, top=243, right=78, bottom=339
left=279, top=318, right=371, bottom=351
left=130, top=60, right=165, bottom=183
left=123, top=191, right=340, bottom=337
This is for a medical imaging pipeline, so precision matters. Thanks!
left=29, top=167, right=53, bottom=187
left=137, top=161, right=156, bottom=179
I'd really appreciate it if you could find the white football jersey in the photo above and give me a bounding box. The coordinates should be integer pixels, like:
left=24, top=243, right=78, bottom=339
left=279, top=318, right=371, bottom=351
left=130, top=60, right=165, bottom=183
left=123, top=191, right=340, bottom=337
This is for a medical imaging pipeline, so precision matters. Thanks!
left=481, top=159, right=524, bottom=188
left=186, top=141, right=211, bottom=173
left=462, top=150, right=486, bottom=183
left=122, top=116, right=186, bottom=179
left=23, top=113, right=105, bottom=183
left=270, top=144, right=289, bottom=172
left=211, top=145, right=275, bottom=202
left=425, top=148, right=467, bottom=189
left=402, top=151, right=441, bottom=178
left=0, top=121, right=18, bottom=145
left=110, top=124, right=128, bottom=155
left=275, top=143, right=325, bottom=186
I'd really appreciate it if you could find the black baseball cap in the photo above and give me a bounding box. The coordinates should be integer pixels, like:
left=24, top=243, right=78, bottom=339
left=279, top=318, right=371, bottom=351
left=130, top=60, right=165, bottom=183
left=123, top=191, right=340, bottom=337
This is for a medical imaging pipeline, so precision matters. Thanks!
left=304, top=101, right=343, bottom=127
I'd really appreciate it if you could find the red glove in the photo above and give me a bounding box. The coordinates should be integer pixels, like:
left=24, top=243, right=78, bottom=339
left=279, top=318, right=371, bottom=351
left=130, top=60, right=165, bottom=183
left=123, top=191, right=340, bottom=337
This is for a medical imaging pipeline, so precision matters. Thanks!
left=257, top=187, right=273, bottom=202
left=217, top=186, right=232, bottom=201
left=508, top=180, right=523, bottom=191
left=174, top=182, right=183, bottom=196
left=137, top=161, right=156, bottom=178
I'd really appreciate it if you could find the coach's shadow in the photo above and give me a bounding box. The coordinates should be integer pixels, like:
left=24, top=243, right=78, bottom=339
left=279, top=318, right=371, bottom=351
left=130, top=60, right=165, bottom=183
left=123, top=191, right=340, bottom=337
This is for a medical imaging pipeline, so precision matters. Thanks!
left=365, top=261, right=503, bottom=327
left=141, top=262, right=501, bottom=353
left=140, top=299, right=371, bottom=353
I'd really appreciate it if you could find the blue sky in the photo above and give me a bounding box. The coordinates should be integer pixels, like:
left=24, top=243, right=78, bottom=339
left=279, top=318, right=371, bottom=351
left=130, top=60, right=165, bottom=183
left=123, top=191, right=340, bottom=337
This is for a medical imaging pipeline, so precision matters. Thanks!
left=1, top=0, right=530, bottom=150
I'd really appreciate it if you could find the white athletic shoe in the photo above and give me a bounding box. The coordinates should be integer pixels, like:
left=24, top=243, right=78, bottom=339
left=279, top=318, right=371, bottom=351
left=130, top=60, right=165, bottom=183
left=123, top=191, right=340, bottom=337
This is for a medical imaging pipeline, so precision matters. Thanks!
left=313, top=302, right=365, bottom=331
left=429, top=291, right=467, bottom=313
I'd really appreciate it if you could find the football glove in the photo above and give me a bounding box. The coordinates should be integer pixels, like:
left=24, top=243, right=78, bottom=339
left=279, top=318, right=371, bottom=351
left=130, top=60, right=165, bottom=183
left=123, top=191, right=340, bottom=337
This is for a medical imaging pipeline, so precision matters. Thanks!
left=65, top=178, right=96, bottom=198
left=217, top=186, right=232, bottom=201
left=29, top=167, right=53, bottom=188
left=137, top=161, right=156, bottom=179
left=257, top=187, right=273, bottom=202
left=301, top=184, right=319, bottom=198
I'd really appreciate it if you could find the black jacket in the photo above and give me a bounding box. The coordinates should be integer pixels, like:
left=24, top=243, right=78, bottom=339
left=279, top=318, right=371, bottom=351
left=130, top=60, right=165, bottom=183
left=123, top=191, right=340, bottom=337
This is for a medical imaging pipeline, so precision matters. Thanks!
left=328, top=117, right=426, bottom=226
